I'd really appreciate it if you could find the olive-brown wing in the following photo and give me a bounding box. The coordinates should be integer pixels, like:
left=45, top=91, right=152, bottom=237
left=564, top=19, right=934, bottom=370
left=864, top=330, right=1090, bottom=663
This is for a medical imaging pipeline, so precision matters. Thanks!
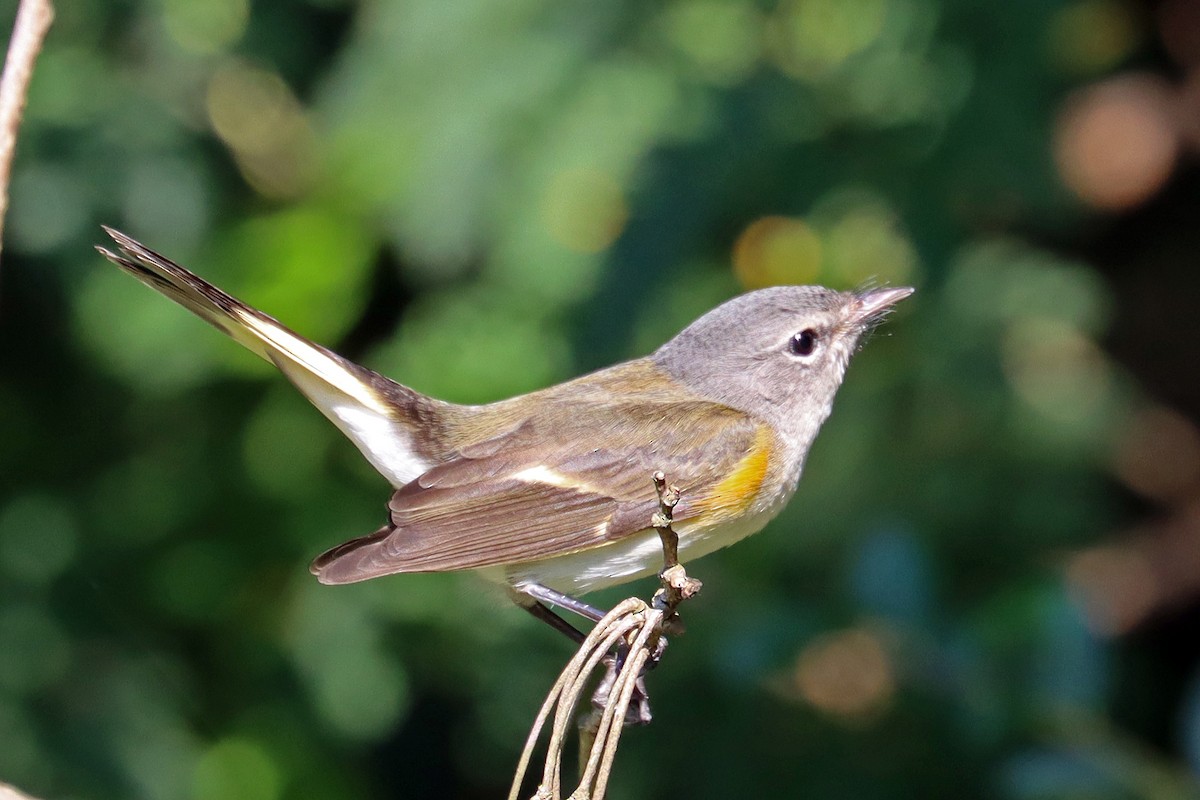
left=310, top=402, right=767, bottom=583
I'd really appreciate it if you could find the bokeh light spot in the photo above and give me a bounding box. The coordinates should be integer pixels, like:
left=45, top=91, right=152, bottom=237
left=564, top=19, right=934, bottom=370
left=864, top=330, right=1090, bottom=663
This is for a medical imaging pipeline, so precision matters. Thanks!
left=242, top=392, right=333, bottom=501
left=733, top=215, right=822, bottom=289
left=769, top=0, right=888, bottom=80
left=1066, top=545, right=1158, bottom=636
left=943, top=239, right=1112, bottom=335
left=539, top=167, right=628, bottom=254
left=192, top=738, right=281, bottom=800
left=841, top=48, right=941, bottom=126
left=309, top=650, right=409, bottom=741
left=215, top=207, right=374, bottom=371
left=1048, top=0, right=1140, bottom=75
left=0, top=704, right=40, bottom=780
left=88, top=454, right=194, bottom=544
left=163, top=0, right=249, bottom=55
left=794, top=626, right=894, bottom=719
left=121, top=156, right=212, bottom=250
left=0, top=604, right=71, bottom=692
left=207, top=60, right=316, bottom=198
left=373, top=289, right=569, bottom=403
left=285, top=586, right=411, bottom=742
left=816, top=193, right=918, bottom=287
left=850, top=528, right=934, bottom=626
left=149, top=541, right=240, bottom=621
left=0, top=494, right=78, bottom=586
left=7, top=164, right=89, bottom=254
left=662, top=0, right=762, bottom=86
left=25, top=45, right=110, bottom=127
left=76, top=265, right=228, bottom=393
left=206, top=60, right=300, bottom=153
left=1054, top=74, right=1179, bottom=211
left=1112, top=405, right=1200, bottom=502
left=1001, top=318, right=1114, bottom=428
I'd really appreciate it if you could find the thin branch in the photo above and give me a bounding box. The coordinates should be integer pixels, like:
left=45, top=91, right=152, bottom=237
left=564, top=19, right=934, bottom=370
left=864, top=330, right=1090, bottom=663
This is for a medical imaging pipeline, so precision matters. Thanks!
left=651, top=470, right=702, bottom=625
left=0, top=0, right=54, bottom=261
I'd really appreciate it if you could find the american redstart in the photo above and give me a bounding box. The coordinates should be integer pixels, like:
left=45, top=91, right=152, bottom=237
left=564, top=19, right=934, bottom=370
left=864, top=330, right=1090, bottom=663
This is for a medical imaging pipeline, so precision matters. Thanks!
left=97, top=227, right=911, bottom=635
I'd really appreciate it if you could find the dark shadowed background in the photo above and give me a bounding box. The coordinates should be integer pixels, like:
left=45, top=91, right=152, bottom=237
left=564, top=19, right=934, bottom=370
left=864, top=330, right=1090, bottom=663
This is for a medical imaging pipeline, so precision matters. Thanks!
left=2, top=0, right=1200, bottom=798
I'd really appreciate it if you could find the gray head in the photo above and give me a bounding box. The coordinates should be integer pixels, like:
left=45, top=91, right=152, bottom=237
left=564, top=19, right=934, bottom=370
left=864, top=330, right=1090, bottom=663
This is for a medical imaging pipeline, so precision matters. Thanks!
left=653, top=285, right=912, bottom=453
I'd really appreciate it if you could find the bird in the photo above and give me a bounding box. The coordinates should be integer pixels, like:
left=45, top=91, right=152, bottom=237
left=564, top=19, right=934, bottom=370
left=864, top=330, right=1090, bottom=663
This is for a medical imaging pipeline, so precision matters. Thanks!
left=97, top=226, right=911, bottom=636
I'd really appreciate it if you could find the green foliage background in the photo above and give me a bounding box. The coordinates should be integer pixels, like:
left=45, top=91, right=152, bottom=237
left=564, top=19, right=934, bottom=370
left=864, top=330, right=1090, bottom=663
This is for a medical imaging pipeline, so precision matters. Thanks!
left=1, top=0, right=1199, bottom=798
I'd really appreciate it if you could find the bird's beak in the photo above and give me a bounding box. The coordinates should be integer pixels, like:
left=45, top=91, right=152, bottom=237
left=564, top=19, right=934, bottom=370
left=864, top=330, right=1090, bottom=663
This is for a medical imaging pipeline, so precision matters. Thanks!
left=850, top=286, right=914, bottom=324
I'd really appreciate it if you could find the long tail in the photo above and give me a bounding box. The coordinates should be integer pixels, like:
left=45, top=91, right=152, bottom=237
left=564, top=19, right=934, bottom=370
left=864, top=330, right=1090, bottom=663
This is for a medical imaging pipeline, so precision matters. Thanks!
left=97, top=226, right=438, bottom=487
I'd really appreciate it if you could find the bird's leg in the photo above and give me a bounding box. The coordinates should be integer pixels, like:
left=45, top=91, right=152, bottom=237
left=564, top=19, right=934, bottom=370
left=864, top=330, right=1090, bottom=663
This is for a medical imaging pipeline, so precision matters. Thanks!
left=517, top=582, right=606, bottom=622
left=513, top=582, right=605, bottom=644
left=515, top=582, right=652, bottom=723
left=520, top=598, right=586, bottom=644
left=517, top=472, right=695, bottom=728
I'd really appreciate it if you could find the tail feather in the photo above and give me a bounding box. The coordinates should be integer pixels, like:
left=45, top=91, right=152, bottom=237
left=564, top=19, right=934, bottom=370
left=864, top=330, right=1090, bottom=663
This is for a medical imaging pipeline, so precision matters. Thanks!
left=97, top=227, right=438, bottom=487
left=309, top=524, right=397, bottom=584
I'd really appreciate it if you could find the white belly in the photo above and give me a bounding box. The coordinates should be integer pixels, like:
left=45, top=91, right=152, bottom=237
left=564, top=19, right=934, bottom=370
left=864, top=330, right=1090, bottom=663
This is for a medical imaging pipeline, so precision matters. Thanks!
left=489, top=498, right=789, bottom=596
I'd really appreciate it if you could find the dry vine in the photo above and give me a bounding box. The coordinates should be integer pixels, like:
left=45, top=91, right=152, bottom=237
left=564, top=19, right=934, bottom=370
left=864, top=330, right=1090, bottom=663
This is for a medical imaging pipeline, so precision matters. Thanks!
left=0, top=3, right=52, bottom=796
left=508, top=471, right=702, bottom=800
left=0, top=0, right=53, bottom=261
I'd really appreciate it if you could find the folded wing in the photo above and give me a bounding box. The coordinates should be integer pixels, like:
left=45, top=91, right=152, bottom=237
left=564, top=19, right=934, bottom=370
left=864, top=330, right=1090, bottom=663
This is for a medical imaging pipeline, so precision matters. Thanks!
left=310, top=403, right=770, bottom=583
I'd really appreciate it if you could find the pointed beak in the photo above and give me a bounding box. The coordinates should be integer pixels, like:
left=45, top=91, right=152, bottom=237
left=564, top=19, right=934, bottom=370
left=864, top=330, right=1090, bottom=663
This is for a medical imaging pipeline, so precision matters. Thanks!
left=849, top=286, right=914, bottom=324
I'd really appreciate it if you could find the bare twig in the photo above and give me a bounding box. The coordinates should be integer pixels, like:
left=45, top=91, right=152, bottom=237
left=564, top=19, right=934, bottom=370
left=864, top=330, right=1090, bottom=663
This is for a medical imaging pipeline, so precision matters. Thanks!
left=508, top=472, right=704, bottom=800
left=0, top=0, right=54, bottom=260
left=651, top=470, right=702, bottom=627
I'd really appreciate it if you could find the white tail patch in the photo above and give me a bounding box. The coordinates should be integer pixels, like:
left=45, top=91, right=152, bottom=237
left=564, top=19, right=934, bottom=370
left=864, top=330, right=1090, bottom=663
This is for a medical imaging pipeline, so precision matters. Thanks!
left=319, top=399, right=430, bottom=487
left=101, top=230, right=435, bottom=488
left=235, top=309, right=432, bottom=487
left=236, top=310, right=390, bottom=414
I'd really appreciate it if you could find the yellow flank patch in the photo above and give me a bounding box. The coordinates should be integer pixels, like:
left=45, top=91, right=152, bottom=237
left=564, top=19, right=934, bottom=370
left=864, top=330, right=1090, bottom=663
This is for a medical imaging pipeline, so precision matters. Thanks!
left=695, top=426, right=772, bottom=523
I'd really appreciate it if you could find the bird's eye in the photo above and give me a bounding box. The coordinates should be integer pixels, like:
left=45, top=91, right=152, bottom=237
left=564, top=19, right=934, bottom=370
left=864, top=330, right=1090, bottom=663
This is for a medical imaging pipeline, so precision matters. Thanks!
left=789, top=329, right=818, bottom=357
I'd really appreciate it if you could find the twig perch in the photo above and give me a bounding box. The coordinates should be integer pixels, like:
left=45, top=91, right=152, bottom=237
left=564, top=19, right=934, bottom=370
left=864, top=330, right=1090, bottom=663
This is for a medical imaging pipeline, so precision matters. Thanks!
left=650, top=470, right=702, bottom=628
left=0, top=0, right=54, bottom=262
left=508, top=472, right=703, bottom=800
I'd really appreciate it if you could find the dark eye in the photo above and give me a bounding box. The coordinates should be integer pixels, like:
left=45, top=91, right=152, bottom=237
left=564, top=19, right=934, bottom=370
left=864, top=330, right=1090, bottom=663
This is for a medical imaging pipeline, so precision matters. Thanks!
left=789, top=329, right=818, bottom=357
